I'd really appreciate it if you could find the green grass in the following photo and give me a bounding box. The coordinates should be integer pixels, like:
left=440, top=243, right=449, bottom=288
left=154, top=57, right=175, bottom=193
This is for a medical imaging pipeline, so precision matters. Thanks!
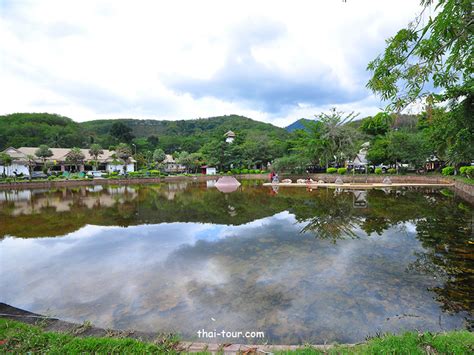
left=452, top=175, right=474, bottom=185
left=0, top=319, right=180, bottom=354
left=1, top=319, right=473, bottom=354
left=276, top=331, right=474, bottom=354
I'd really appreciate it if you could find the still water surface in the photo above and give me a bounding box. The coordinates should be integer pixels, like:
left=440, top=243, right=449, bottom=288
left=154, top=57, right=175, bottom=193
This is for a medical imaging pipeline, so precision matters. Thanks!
left=0, top=180, right=472, bottom=344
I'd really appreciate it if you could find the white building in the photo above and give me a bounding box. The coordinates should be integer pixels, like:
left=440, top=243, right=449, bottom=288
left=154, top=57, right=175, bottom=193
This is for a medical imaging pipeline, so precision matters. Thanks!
left=163, top=154, right=186, bottom=173
left=224, top=130, right=236, bottom=143
left=201, top=166, right=217, bottom=175
left=0, top=147, right=135, bottom=177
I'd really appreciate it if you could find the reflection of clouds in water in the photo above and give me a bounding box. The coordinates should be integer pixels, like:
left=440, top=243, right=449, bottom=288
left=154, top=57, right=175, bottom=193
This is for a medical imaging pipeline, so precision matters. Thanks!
left=0, top=212, right=468, bottom=343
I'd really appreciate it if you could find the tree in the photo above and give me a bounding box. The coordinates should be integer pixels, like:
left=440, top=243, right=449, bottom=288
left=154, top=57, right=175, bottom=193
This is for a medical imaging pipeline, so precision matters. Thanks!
left=272, top=154, right=310, bottom=174
left=152, top=148, right=166, bottom=164
left=25, top=154, right=36, bottom=181
left=114, top=143, right=132, bottom=172
left=367, top=0, right=473, bottom=111
left=66, top=147, right=85, bottom=172
left=428, top=96, right=474, bottom=167
left=88, top=144, right=103, bottom=170
left=317, top=108, right=360, bottom=168
left=367, top=138, right=390, bottom=165
left=0, top=152, right=12, bottom=177
left=360, top=112, right=394, bottom=136
left=35, top=145, right=53, bottom=164
left=187, top=152, right=203, bottom=173
left=110, top=122, right=134, bottom=143
left=387, top=130, right=431, bottom=168
left=147, top=135, right=160, bottom=147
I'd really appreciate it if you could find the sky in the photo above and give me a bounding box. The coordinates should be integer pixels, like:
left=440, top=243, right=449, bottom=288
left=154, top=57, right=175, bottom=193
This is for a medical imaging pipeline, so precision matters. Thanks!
left=0, top=0, right=426, bottom=127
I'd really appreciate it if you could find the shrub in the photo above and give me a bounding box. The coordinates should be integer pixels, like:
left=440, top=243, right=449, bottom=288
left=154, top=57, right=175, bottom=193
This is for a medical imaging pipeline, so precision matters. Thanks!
left=326, top=167, right=337, bottom=174
left=241, top=169, right=249, bottom=174
left=226, top=171, right=232, bottom=175
left=442, top=166, right=455, bottom=176
left=47, top=175, right=56, bottom=180
left=387, top=168, right=396, bottom=174
left=149, top=170, right=160, bottom=176
left=231, top=168, right=241, bottom=174
left=459, top=166, right=473, bottom=177
left=128, top=171, right=141, bottom=177
left=254, top=169, right=261, bottom=174
left=109, top=171, right=119, bottom=176
left=375, top=168, right=383, bottom=175
left=5, top=177, right=13, bottom=183
left=337, top=168, right=347, bottom=175
left=462, top=166, right=474, bottom=177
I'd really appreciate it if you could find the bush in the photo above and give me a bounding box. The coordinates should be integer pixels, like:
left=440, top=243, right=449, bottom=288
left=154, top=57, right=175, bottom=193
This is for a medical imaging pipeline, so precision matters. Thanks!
left=241, top=169, right=249, bottom=174
left=375, top=168, right=383, bottom=175
left=128, top=171, right=141, bottom=177
left=442, top=166, right=455, bottom=176
left=337, top=168, right=347, bottom=175
left=226, top=171, right=232, bottom=175
left=149, top=170, right=160, bottom=176
left=254, top=169, right=261, bottom=174
left=326, top=167, right=337, bottom=174
left=47, top=175, right=56, bottom=180
left=465, top=166, right=474, bottom=177
left=231, top=168, right=241, bottom=174
left=387, top=168, right=396, bottom=174
left=459, top=166, right=474, bottom=177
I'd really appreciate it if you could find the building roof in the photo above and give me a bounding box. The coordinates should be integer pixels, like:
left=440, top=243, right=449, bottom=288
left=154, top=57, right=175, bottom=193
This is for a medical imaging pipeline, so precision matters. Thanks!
left=2, top=147, right=135, bottom=163
left=224, top=130, right=236, bottom=137
left=163, top=154, right=176, bottom=164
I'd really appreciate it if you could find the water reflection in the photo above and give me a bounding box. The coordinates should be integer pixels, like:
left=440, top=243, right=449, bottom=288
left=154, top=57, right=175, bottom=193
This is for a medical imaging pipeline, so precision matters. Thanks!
left=0, top=182, right=473, bottom=343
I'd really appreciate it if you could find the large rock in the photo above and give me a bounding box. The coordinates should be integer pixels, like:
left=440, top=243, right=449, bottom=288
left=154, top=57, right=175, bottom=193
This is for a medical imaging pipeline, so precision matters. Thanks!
left=215, top=176, right=241, bottom=193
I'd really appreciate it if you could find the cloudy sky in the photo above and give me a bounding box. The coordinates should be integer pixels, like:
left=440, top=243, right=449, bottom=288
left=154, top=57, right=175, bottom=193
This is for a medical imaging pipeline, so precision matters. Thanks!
left=0, top=0, right=425, bottom=127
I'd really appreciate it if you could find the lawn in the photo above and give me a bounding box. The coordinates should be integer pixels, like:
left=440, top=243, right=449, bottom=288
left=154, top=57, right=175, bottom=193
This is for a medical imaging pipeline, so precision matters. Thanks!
left=1, top=318, right=473, bottom=354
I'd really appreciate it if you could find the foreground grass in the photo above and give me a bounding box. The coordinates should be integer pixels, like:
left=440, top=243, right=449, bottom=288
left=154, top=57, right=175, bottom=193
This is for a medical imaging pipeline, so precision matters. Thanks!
left=1, top=319, right=473, bottom=354
left=452, top=175, right=474, bottom=186
left=0, top=319, right=180, bottom=354
left=277, top=331, right=474, bottom=354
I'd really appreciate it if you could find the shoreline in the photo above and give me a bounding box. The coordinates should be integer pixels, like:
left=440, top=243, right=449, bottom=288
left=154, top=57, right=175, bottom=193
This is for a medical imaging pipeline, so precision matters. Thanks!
left=0, top=303, right=343, bottom=353
left=0, top=173, right=472, bottom=202
left=2, top=303, right=472, bottom=354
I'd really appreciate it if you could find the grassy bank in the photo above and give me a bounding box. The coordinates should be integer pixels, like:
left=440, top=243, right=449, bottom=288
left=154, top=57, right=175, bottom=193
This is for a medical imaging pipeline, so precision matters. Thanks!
left=1, top=319, right=473, bottom=354
left=0, top=319, right=181, bottom=353
left=276, top=331, right=474, bottom=354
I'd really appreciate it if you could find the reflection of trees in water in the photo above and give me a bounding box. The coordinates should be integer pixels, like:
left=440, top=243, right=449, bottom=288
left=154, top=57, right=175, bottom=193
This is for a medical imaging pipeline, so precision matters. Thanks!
left=292, top=189, right=362, bottom=242
left=407, top=200, right=474, bottom=320
left=284, top=188, right=473, bottom=319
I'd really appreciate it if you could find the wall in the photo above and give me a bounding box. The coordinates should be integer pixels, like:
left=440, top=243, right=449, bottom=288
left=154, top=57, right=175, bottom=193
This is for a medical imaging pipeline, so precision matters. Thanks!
left=106, top=163, right=135, bottom=174
left=0, top=163, right=30, bottom=177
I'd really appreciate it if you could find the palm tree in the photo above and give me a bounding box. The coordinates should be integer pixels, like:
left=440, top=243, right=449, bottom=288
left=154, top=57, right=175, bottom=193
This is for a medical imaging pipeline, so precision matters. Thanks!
left=66, top=147, right=85, bottom=172
left=88, top=144, right=103, bottom=170
left=114, top=143, right=132, bottom=173
left=25, top=155, right=36, bottom=181
left=0, top=153, right=12, bottom=177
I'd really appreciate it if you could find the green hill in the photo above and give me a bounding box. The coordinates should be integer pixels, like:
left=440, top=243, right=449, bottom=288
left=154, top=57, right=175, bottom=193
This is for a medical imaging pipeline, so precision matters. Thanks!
left=0, top=113, right=288, bottom=154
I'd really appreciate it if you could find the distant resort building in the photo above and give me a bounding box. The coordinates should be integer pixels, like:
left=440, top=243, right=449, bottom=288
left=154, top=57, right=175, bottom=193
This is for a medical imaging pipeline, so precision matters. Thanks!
left=224, top=130, right=236, bottom=143
left=201, top=166, right=217, bottom=175
left=0, top=147, right=135, bottom=177
left=347, top=142, right=369, bottom=170
left=163, top=154, right=186, bottom=173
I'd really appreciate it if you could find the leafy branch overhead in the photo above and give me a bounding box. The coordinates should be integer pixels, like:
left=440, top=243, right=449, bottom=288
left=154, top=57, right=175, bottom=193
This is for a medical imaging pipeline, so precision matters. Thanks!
left=367, top=0, right=473, bottom=110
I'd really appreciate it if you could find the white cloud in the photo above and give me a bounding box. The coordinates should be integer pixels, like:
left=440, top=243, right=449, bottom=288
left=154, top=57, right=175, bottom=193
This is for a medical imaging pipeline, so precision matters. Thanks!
left=0, top=0, right=424, bottom=126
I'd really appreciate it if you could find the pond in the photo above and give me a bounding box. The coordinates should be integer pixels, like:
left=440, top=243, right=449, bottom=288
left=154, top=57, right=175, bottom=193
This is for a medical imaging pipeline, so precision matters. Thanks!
left=0, top=180, right=473, bottom=344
